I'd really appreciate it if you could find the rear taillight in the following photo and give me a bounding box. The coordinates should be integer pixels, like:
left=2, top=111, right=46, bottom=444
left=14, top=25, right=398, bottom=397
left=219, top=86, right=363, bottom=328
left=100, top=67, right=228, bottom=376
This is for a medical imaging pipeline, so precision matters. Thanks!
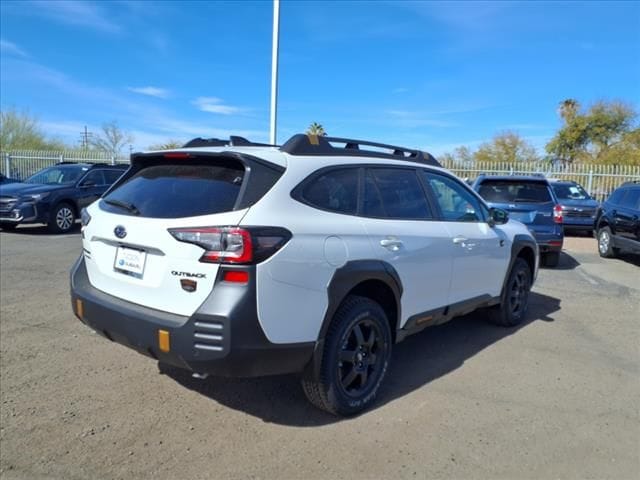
left=168, top=226, right=291, bottom=264
left=553, top=204, right=563, bottom=224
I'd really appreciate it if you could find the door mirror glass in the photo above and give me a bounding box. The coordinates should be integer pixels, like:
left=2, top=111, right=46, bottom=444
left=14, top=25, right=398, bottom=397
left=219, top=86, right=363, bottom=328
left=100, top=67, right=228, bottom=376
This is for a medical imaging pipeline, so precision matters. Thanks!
left=489, top=207, right=509, bottom=226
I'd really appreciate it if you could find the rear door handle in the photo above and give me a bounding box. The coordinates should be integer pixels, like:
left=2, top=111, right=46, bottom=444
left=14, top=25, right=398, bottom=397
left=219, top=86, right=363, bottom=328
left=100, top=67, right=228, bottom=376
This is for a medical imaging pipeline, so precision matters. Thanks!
left=380, top=238, right=403, bottom=251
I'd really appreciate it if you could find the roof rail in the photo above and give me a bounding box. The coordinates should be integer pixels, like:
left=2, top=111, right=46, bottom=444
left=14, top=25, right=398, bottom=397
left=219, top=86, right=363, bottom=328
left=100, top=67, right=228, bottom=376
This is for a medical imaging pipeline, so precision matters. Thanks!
left=182, top=136, right=278, bottom=148
left=280, top=134, right=441, bottom=167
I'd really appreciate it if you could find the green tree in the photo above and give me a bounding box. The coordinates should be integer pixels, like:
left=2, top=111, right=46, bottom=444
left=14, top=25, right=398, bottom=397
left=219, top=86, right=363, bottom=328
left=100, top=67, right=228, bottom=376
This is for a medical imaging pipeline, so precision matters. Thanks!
left=89, top=121, right=133, bottom=157
left=0, top=108, right=67, bottom=150
left=148, top=140, right=183, bottom=150
left=546, top=99, right=638, bottom=165
left=306, top=122, right=326, bottom=136
left=439, top=146, right=474, bottom=165
left=474, top=131, right=540, bottom=163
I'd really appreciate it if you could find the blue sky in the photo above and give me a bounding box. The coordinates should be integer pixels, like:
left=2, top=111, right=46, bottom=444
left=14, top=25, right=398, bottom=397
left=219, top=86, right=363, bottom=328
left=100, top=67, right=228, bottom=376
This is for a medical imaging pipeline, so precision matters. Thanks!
left=1, top=0, right=639, bottom=156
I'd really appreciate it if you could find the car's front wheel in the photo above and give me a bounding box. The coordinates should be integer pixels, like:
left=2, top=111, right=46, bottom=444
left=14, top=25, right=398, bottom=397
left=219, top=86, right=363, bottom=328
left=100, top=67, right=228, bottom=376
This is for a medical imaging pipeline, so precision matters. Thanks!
left=487, top=258, right=532, bottom=327
left=49, top=202, right=76, bottom=233
left=597, top=226, right=617, bottom=258
left=0, top=222, right=17, bottom=230
left=301, top=295, right=392, bottom=416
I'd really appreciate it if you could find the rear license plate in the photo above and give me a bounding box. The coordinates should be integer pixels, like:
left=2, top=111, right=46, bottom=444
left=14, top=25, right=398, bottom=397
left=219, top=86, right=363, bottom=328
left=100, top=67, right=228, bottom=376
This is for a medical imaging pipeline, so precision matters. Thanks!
left=114, top=246, right=146, bottom=276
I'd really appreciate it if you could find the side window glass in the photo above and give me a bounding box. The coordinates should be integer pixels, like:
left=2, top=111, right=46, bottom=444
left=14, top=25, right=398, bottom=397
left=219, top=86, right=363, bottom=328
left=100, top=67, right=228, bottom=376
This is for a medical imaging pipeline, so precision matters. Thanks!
left=81, top=170, right=105, bottom=186
left=363, top=171, right=386, bottom=217
left=425, top=172, right=484, bottom=222
left=369, top=168, right=431, bottom=220
left=103, top=169, right=125, bottom=185
left=302, top=168, right=358, bottom=214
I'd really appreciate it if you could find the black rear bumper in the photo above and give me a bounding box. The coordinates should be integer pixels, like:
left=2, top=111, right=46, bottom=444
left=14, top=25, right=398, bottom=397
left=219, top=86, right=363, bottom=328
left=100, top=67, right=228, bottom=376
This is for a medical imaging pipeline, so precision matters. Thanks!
left=70, top=256, right=314, bottom=377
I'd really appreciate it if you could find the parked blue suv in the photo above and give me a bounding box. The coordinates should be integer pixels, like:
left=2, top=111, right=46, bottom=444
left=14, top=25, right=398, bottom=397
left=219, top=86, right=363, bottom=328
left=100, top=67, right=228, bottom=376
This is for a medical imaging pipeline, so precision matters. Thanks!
left=473, top=175, right=564, bottom=267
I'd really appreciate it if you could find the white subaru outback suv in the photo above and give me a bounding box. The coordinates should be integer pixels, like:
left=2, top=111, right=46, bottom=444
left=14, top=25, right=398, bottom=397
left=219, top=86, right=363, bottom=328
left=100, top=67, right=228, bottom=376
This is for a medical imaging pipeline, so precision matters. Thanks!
left=71, top=134, right=538, bottom=416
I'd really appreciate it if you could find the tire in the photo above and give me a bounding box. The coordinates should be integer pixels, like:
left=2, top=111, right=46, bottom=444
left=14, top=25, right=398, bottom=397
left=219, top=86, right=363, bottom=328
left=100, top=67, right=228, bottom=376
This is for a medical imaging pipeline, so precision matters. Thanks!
left=301, top=295, right=392, bottom=416
left=48, top=202, right=76, bottom=233
left=542, top=251, right=560, bottom=268
left=597, top=226, right=616, bottom=258
left=487, top=258, right=532, bottom=327
left=0, top=222, right=17, bottom=230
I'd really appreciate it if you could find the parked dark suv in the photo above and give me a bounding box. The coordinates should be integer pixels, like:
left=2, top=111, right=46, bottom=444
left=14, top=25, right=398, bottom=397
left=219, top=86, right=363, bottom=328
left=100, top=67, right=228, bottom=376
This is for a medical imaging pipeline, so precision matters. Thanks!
left=548, top=179, right=599, bottom=234
left=594, top=181, right=640, bottom=258
left=0, top=163, right=127, bottom=233
left=473, top=175, right=564, bottom=267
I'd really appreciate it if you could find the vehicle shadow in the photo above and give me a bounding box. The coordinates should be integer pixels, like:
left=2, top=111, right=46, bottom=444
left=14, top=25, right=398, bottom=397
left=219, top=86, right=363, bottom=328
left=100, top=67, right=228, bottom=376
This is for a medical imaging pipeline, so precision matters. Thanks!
left=615, top=253, right=640, bottom=267
left=162, top=291, right=561, bottom=426
left=549, top=251, right=580, bottom=271
left=0, top=223, right=81, bottom=235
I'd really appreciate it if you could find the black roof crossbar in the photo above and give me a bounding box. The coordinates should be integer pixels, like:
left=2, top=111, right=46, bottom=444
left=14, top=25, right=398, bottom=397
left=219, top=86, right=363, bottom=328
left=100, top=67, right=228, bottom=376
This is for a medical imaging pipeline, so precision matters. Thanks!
left=280, top=134, right=441, bottom=167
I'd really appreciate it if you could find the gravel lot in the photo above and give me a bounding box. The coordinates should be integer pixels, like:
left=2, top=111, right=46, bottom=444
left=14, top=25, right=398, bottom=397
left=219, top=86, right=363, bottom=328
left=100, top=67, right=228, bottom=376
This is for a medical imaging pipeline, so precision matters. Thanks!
left=1, top=226, right=639, bottom=480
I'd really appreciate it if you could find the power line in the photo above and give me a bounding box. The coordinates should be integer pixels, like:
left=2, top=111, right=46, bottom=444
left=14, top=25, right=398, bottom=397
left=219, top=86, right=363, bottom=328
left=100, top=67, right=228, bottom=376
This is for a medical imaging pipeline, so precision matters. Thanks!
left=79, top=126, right=93, bottom=149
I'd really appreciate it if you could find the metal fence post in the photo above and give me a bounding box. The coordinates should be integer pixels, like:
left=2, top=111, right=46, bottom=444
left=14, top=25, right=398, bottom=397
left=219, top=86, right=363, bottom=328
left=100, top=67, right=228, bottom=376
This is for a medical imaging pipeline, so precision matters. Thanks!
left=587, top=169, right=593, bottom=195
left=4, top=153, right=10, bottom=177
left=58, top=154, right=64, bottom=164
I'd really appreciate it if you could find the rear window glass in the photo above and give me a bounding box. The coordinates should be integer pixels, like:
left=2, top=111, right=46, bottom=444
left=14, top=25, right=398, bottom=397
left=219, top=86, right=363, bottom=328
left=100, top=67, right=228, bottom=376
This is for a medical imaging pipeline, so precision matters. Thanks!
left=101, top=162, right=244, bottom=218
left=478, top=180, right=552, bottom=203
left=551, top=183, right=590, bottom=200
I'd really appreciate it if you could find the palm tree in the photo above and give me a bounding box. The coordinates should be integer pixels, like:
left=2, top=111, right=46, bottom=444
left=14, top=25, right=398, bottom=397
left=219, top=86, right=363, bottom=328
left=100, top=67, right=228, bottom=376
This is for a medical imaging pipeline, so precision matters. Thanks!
left=558, top=99, right=580, bottom=123
left=307, top=122, right=327, bottom=136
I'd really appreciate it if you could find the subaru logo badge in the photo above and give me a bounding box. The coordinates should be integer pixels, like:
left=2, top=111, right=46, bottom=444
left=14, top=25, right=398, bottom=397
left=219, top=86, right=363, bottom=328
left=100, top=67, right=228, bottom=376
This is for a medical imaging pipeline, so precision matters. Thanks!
left=114, top=225, right=127, bottom=239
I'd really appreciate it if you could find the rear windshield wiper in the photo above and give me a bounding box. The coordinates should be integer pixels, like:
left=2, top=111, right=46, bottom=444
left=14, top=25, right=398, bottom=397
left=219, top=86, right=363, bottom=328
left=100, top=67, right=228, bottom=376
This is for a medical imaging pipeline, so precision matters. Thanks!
left=103, top=198, right=140, bottom=215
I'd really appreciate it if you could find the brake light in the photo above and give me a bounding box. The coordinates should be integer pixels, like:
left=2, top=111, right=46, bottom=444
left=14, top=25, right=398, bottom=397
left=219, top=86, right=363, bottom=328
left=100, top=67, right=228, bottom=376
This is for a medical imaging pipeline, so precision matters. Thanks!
left=553, top=204, right=563, bottom=224
left=168, top=226, right=291, bottom=264
left=223, top=271, right=249, bottom=283
left=164, top=152, right=191, bottom=159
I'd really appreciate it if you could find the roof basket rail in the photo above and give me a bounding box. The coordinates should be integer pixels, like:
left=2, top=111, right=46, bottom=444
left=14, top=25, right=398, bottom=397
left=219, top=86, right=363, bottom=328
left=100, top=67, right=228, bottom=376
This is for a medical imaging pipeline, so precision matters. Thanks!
left=280, top=134, right=441, bottom=167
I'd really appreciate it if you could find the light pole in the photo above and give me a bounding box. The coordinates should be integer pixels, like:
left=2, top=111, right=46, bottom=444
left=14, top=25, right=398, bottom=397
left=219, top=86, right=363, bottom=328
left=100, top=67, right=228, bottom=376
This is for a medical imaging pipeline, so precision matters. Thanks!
left=269, top=0, right=280, bottom=145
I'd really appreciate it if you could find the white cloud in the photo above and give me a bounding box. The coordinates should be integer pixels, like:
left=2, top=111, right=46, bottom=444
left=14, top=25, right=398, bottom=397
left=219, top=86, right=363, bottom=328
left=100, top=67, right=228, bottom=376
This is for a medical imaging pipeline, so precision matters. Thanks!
left=127, top=86, right=170, bottom=99
left=0, top=39, right=29, bottom=58
left=192, top=97, right=244, bottom=115
left=27, top=0, right=121, bottom=34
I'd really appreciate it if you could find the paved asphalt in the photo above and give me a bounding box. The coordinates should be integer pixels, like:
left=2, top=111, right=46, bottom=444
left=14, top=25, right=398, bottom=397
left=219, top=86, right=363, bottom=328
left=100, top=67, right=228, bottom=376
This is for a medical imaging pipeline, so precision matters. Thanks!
left=0, top=226, right=638, bottom=479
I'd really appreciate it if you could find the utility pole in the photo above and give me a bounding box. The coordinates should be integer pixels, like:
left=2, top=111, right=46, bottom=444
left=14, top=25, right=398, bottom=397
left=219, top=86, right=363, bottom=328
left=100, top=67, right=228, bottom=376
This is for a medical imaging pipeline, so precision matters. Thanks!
left=79, top=126, right=93, bottom=149
left=269, top=0, right=280, bottom=145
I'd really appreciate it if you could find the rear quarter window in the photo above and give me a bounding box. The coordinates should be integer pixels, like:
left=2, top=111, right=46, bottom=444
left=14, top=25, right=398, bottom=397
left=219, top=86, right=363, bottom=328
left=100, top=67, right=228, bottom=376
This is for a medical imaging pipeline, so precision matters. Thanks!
left=300, top=168, right=359, bottom=214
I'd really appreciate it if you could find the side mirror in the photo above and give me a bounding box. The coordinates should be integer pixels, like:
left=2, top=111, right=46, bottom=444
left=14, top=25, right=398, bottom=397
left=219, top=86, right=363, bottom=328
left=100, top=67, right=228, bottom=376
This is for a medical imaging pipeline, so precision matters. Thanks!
left=488, top=207, right=509, bottom=226
left=80, top=180, right=96, bottom=188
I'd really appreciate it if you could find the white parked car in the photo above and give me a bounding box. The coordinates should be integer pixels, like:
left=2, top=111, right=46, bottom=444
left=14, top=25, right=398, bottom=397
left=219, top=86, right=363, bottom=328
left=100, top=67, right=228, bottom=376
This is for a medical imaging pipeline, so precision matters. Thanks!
left=71, top=134, right=538, bottom=416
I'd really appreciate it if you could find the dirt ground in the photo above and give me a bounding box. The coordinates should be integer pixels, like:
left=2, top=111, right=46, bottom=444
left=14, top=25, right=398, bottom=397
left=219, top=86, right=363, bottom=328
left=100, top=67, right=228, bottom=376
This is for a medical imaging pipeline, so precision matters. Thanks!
left=1, top=227, right=639, bottom=480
